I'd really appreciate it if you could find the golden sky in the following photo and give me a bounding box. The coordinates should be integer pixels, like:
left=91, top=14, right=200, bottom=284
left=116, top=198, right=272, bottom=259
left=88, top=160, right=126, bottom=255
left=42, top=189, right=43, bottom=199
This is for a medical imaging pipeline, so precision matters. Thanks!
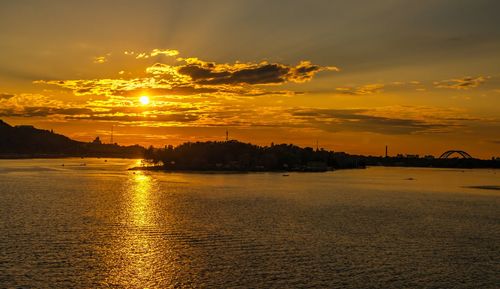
left=1, top=0, right=499, bottom=158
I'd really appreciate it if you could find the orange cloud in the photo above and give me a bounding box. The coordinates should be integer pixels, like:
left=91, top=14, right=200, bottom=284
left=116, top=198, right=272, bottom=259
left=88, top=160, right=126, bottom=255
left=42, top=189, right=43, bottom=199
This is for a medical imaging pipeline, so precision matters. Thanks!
left=125, top=48, right=180, bottom=59
left=93, top=56, right=107, bottom=64
left=36, top=49, right=337, bottom=98
left=335, top=84, right=384, bottom=95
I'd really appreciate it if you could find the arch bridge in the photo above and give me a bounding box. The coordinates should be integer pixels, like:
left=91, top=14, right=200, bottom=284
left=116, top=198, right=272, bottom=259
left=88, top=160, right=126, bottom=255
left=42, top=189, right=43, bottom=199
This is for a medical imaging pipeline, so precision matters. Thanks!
left=439, top=150, right=473, bottom=159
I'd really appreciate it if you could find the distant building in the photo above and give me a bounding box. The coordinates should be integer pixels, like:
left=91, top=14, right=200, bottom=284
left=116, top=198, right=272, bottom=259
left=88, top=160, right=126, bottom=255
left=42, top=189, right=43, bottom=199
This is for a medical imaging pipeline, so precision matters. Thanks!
left=92, top=136, right=102, bottom=145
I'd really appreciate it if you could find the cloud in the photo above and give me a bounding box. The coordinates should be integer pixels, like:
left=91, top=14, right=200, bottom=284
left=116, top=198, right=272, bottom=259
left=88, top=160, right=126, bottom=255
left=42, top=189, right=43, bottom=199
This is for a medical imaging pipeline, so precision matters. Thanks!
left=0, top=91, right=483, bottom=136
left=335, top=84, right=384, bottom=95
left=434, top=76, right=488, bottom=90
left=0, top=93, right=15, bottom=100
left=0, top=93, right=94, bottom=117
left=0, top=93, right=62, bottom=108
left=176, top=58, right=338, bottom=85
left=66, top=113, right=199, bottom=123
left=150, top=49, right=179, bottom=57
left=93, top=56, right=107, bottom=64
left=0, top=92, right=205, bottom=125
left=37, top=50, right=337, bottom=98
left=125, top=49, right=180, bottom=59
left=175, top=58, right=337, bottom=85
left=288, top=106, right=466, bottom=134
left=0, top=107, right=94, bottom=117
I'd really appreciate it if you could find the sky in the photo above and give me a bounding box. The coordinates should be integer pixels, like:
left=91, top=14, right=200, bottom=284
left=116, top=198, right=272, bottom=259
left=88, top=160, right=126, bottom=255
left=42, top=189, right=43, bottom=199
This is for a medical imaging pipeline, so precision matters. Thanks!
left=0, top=0, right=499, bottom=158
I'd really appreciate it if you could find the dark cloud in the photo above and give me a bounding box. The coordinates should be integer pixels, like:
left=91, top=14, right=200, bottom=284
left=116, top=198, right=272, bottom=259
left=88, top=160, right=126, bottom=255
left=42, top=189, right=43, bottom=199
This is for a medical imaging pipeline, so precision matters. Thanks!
left=0, top=106, right=93, bottom=117
left=176, top=59, right=336, bottom=85
left=99, top=106, right=199, bottom=114
left=289, top=108, right=457, bottom=134
left=66, top=113, right=199, bottom=123
left=0, top=93, right=15, bottom=100
left=434, top=76, right=488, bottom=90
left=112, top=86, right=219, bottom=97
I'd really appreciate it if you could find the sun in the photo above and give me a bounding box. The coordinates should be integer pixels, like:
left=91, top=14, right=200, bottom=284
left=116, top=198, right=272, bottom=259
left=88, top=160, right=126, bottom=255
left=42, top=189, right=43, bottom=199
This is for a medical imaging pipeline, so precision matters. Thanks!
left=139, top=95, right=150, bottom=105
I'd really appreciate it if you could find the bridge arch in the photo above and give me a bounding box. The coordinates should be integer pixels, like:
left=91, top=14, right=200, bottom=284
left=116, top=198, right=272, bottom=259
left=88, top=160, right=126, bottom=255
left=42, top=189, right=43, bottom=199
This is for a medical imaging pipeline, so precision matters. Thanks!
left=439, top=150, right=473, bottom=159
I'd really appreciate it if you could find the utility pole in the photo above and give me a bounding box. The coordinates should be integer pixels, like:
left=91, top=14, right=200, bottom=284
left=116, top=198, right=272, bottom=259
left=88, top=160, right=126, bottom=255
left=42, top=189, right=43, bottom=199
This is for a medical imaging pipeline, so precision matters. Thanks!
left=385, top=145, right=388, bottom=158
left=226, top=129, right=228, bottom=141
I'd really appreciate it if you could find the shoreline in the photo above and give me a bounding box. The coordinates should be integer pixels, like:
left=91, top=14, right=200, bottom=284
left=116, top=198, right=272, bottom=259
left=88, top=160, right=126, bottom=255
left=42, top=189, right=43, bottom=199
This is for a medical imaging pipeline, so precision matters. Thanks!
left=1, top=156, right=498, bottom=170
left=128, top=165, right=338, bottom=173
left=0, top=154, right=142, bottom=160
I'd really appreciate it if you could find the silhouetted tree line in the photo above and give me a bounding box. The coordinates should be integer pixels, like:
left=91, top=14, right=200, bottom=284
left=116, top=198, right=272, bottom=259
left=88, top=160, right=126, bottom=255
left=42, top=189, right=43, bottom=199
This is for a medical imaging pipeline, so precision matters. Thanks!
left=2, top=119, right=497, bottom=169
left=143, top=140, right=362, bottom=171
left=143, top=140, right=500, bottom=171
left=360, top=155, right=500, bottom=169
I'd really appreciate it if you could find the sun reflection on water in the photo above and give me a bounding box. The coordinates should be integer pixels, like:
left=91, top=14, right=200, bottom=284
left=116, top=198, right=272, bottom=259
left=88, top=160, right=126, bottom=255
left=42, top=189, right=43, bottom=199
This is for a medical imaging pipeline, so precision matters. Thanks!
left=131, top=171, right=152, bottom=227
left=103, top=170, right=163, bottom=287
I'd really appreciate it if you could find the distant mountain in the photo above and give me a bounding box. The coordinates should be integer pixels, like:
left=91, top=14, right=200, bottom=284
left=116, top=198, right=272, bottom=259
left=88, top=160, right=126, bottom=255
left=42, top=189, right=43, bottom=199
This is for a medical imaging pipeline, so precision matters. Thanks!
left=0, top=120, right=144, bottom=158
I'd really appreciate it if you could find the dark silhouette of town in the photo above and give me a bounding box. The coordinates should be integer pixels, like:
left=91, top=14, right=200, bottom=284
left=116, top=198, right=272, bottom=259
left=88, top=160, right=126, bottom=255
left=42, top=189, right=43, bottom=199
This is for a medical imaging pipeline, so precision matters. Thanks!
left=1, top=120, right=498, bottom=170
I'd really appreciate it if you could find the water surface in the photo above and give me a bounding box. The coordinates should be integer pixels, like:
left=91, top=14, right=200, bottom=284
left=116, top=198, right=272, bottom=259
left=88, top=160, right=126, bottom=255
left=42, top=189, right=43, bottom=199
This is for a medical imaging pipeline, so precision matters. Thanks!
left=0, top=158, right=499, bottom=288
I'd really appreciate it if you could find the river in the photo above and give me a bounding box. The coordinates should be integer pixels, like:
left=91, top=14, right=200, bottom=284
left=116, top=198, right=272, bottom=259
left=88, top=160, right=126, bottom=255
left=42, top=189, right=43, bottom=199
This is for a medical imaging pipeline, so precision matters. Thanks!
left=0, top=158, right=498, bottom=288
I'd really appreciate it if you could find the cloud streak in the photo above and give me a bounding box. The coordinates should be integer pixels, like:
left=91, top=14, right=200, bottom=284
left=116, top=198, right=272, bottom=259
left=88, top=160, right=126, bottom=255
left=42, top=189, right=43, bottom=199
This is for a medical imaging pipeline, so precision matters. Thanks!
left=434, top=76, right=488, bottom=90
left=335, top=84, right=384, bottom=95
left=125, top=49, right=180, bottom=59
left=288, top=106, right=469, bottom=134
left=0, top=93, right=477, bottom=135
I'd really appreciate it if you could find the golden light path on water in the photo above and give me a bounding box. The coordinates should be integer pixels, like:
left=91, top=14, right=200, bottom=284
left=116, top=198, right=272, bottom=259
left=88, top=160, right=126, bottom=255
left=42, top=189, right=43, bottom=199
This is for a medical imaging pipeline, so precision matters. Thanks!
left=103, top=169, right=168, bottom=287
left=131, top=171, right=152, bottom=227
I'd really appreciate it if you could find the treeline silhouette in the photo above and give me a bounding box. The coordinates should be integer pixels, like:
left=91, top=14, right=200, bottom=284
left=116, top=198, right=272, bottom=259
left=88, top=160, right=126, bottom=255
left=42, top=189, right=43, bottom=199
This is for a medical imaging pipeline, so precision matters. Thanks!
left=0, top=120, right=144, bottom=158
left=143, top=140, right=361, bottom=171
left=142, top=141, right=499, bottom=171
left=1, top=120, right=498, bottom=169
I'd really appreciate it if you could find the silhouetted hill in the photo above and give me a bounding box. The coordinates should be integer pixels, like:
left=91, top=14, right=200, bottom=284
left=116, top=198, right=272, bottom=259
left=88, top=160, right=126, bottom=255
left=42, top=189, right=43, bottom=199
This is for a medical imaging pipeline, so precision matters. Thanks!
left=0, top=120, right=144, bottom=158
left=0, top=120, right=82, bottom=154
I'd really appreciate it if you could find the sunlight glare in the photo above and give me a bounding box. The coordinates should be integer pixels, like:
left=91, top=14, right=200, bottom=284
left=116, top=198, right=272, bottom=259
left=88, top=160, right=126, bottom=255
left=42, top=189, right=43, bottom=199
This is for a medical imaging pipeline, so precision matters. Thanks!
left=139, top=95, right=150, bottom=105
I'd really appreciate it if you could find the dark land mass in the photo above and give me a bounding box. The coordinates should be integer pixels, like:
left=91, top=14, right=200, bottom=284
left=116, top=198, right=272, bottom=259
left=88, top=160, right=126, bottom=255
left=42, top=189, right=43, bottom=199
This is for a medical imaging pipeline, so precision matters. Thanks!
left=139, top=141, right=499, bottom=172
left=140, top=141, right=345, bottom=172
left=0, top=120, right=144, bottom=158
left=1, top=120, right=498, bottom=170
left=357, top=155, right=499, bottom=169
